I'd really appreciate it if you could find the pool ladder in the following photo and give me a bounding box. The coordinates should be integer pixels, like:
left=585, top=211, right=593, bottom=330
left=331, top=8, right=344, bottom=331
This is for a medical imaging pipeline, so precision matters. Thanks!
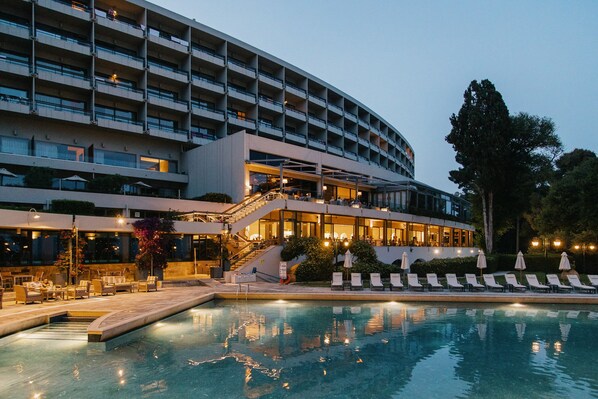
left=236, top=283, right=249, bottom=300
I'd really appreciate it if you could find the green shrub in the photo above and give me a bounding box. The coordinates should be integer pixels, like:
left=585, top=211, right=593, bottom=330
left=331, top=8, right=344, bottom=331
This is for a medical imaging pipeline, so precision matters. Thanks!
left=281, top=236, right=318, bottom=261
left=24, top=167, right=54, bottom=188
left=410, top=256, right=498, bottom=276
left=88, top=174, right=128, bottom=194
left=352, top=261, right=400, bottom=278
left=349, top=240, right=378, bottom=264
left=51, top=200, right=95, bottom=215
left=194, top=192, right=232, bottom=203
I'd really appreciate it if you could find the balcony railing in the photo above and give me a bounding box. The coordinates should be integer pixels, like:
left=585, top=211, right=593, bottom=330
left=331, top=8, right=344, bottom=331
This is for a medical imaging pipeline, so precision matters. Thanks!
left=148, top=92, right=188, bottom=107
left=227, top=111, right=256, bottom=123
left=191, top=73, right=225, bottom=88
left=258, top=71, right=282, bottom=83
left=258, top=95, right=283, bottom=107
left=328, top=103, right=343, bottom=113
left=191, top=44, right=225, bottom=60
left=36, top=28, right=91, bottom=48
left=0, top=17, right=29, bottom=30
left=228, top=85, right=256, bottom=99
left=286, top=82, right=306, bottom=95
left=0, top=94, right=30, bottom=106
left=95, top=78, right=143, bottom=94
left=94, top=8, right=143, bottom=30
left=191, top=131, right=217, bottom=141
left=0, top=56, right=30, bottom=68
left=96, top=45, right=143, bottom=62
left=36, top=64, right=89, bottom=81
left=54, top=0, right=91, bottom=12
left=37, top=101, right=89, bottom=115
left=147, top=60, right=187, bottom=77
left=192, top=103, right=224, bottom=115
left=228, top=58, right=256, bottom=73
left=258, top=120, right=282, bottom=131
left=96, top=112, right=142, bottom=125
left=148, top=124, right=188, bottom=136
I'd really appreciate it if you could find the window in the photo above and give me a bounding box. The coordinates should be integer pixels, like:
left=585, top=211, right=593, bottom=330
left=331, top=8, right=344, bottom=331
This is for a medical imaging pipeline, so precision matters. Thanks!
left=36, top=59, right=86, bottom=79
left=147, top=116, right=176, bottom=132
left=140, top=156, right=177, bottom=173
left=191, top=125, right=216, bottom=139
left=0, top=135, right=29, bottom=155
left=94, top=149, right=136, bottom=168
left=191, top=98, right=216, bottom=111
left=35, top=141, right=84, bottom=162
left=0, top=85, right=28, bottom=101
left=0, top=49, right=29, bottom=65
left=147, top=86, right=178, bottom=101
left=35, top=93, right=86, bottom=113
left=95, top=105, right=137, bottom=123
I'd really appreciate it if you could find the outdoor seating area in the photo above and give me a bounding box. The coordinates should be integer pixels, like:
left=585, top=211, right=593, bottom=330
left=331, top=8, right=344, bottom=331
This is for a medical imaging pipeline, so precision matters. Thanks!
left=327, top=272, right=598, bottom=294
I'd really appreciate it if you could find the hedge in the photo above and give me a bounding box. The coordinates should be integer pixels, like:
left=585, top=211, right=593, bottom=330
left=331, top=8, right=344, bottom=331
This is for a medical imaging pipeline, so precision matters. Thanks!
left=51, top=200, right=96, bottom=215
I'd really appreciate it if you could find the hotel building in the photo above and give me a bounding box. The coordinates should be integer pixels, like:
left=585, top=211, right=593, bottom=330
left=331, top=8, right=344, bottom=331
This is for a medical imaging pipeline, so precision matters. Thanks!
left=0, top=0, right=474, bottom=279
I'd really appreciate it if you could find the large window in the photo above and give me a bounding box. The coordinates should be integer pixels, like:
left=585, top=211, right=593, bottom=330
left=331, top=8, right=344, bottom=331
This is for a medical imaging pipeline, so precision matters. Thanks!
left=147, top=116, right=177, bottom=132
left=95, top=105, right=137, bottom=124
left=94, top=149, right=136, bottom=168
left=140, top=156, right=177, bottom=173
left=0, top=135, right=29, bottom=155
left=36, top=59, right=86, bottom=79
left=35, top=93, right=86, bottom=113
left=35, top=141, right=84, bottom=162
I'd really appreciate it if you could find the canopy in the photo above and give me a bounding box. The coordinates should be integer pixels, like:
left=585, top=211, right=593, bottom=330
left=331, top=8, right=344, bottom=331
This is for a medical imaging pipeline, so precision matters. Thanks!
left=514, top=251, right=526, bottom=271
left=400, top=251, right=410, bottom=272
left=558, top=252, right=571, bottom=271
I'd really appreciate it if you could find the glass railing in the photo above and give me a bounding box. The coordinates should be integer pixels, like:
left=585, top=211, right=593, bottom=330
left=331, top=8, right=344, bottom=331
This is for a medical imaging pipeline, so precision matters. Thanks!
left=328, top=123, right=343, bottom=132
left=191, top=44, right=224, bottom=60
left=285, top=82, right=306, bottom=94
left=192, top=103, right=224, bottom=115
left=328, top=103, right=343, bottom=113
left=0, top=17, right=29, bottom=30
left=258, top=95, right=283, bottom=107
left=36, top=28, right=90, bottom=48
left=308, top=136, right=326, bottom=145
left=147, top=60, right=187, bottom=77
left=36, top=63, right=88, bottom=80
left=258, top=71, right=282, bottom=83
left=52, top=0, right=91, bottom=12
left=258, top=120, right=282, bottom=131
left=345, top=151, right=358, bottom=159
left=95, top=78, right=143, bottom=94
left=191, top=74, right=225, bottom=88
left=308, top=114, right=326, bottom=124
left=37, top=100, right=89, bottom=115
left=148, top=92, right=188, bottom=106
left=227, top=111, right=256, bottom=123
left=344, top=110, right=357, bottom=119
left=96, top=112, right=142, bottom=125
left=0, top=56, right=30, bottom=68
left=148, top=123, right=188, bottom=135
left=191, top=130, right=217, bottom=141
left=228, top=86, right=256, bottom=99
left=344, top=132, right=358, bottom=140
left=0, top=94, right=30, bottom=106
left=327, top=143, right=343, bottom=151
left=228, top=58, right=256, bottom=73
left=308, top=93, right=326, bottom=103
left=95, top=45, right=143, bottom=62
left=148, top=28, right=188, bottom=48
left=94, top=8, right=143, bottom=30
left=285, top=131, right=305, bottom=140
left=286, top=107, right=306, bottom=116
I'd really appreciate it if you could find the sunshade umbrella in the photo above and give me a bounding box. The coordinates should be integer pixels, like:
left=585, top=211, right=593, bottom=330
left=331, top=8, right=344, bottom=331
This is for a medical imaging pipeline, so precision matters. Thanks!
left=476, top=323, right=487, bottom=341
left=476, top=250, right=487, bottom=277
left=133, top=181, right=152, bottom=188
left=559, top=252, right=571, bottom=271
left=514, top=251, right=526, bottom=279
left=0, top=167, right=16, bottom=186
left=60, top=175, right=88, bottom=190
left=343, top=249, right=352, bottom=281
left=515, top=322, right=526, bottom=341
left=400, top=251, right=410, bottom=274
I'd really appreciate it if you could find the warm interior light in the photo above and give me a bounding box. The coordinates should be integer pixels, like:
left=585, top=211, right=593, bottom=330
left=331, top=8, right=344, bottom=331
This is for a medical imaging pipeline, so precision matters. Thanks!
left=116, top=217, right=125, bottom=225
left=282, top=178, right=288, bottom=184
left=110, top=73, right=118, bottom=83
left=322, top=185, right=327, bottom=191
left=343, top=241, right=349, bottom=247
left=324, top=241, right=330, bottom=247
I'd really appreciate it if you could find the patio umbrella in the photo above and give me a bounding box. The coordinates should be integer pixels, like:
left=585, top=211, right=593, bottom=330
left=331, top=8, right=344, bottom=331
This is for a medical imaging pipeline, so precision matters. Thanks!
left=559, top=252, right=571, bottom=271
left=476, top=323, right=487, bottom=341
left=133, top=181, right=152, bottom=188
left=515, top=322, right=526, bottom=341
left=400, top=251, right=410, bottom=274
left=0, top=167, right=16, bottom=186
left=514, top=251, right=526, bottom=279
left=60, top=174, right=88, bottom=190
left=343, top=249, right=352, bottom=281
left=476, top=250, right=487, bottom=277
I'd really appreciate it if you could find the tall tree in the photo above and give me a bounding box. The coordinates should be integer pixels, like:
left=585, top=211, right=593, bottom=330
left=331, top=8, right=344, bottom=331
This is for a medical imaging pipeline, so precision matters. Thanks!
left=446, top=80, right=512, bottom=253
left=133, top=217, right=176, bottom=276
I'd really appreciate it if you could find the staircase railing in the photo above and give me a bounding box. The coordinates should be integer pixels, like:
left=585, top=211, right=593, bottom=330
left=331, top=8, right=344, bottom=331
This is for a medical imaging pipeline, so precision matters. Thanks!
left=226, top=190, right=285, bottom=224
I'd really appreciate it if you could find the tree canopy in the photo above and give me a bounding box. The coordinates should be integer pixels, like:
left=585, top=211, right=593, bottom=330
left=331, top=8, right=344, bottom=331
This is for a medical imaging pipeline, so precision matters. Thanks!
left=133, top=217, right=176, bottom=274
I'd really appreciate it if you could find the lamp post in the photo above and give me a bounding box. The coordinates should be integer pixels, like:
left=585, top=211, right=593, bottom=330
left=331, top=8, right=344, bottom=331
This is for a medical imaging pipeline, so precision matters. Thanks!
left=531, top=237, right=561, bottom=258
left=324, top=239, right=349, bottom=268
left=573, top=243, right=596, bottom=269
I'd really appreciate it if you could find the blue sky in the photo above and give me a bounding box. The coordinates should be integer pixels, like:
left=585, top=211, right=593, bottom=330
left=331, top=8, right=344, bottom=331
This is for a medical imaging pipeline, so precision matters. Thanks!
left=154, top=0, right=598, bottom=193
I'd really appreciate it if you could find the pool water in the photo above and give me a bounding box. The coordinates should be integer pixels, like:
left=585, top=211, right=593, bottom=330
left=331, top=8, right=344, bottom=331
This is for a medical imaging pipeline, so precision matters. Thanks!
left=1, top=300, right=598, bottom=398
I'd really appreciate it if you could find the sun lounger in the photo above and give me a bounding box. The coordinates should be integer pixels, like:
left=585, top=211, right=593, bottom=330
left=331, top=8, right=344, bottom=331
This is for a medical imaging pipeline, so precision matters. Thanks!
left=407, top=273, right=424, bottom=291
left=389, top=273, right=404, bottom=291
left=350, top=273, right=363, bottom=291
left=483, top=274, right=505, bottom=292
left=370, top=273, right=384, bottom=291
left=588, top=275, right=598, bottom=289
left=546, top=274, right=572, bottom=293
left=426, top=273, right=444, bottom=291
left=525, top=274, right=550, bottom=293
left=505, top=274, right=527, bottom=292
left=331, top=272, right=344, bottom=290
left=567, top=275, right=597, bottom=294
left=446, top=274, right=465, bottom=291
left=465, top=274, right=485, bottom=291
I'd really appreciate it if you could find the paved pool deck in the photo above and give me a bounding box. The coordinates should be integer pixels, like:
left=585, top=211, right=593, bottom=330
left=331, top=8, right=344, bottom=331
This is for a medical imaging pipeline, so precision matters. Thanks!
left=1, top=281, right=598, bottom=342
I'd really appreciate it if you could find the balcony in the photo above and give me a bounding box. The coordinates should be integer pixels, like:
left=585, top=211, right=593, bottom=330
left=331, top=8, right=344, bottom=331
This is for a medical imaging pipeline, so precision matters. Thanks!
left=228, top=59, right=256, bottom=79
left=0, top=95, right=30, bottom=114
left=191, top=45, right=225, bottom=67
left=327, top=144, right=343, bottom=156
left=285, top=107, right=307, bottom=122
left=285, top=83, right=306, bottom=99
left=380, top=148, right=388, bottom=158
left=285, top=131, right=307, bottom=145
left=258, top=71, right=283, bottom=89
left=327, top=103, right=343, bottom=116
left=36, top=29, right=91, bottom=56
left=327, top=123, right=343, bottom=136
left=258, top=96, right=283, bottom=113
left=344, top=131, right=358, bottom=142
left=148, top=93, right=189, bottom=113
left=227, top=112, right=256, bottom=130
left=358, top=137, right=369, bottom=147
left=258, top=121, right=283, bottom=139
left=95, top=46, right=144, bottom=70
left=147, top=62, right=188, bottom=83
left=95, top=79, right=144, bottom=102
left=36, top=67, right=91, bottom=91
left=191, top=104, right=225, bottom=122
left=358, top=118, right=369, bottom=129
left=0, top=57, right=30, bottom=77
left=147, top=126, right=189, bottom=142
left=308, top=114, right=326, bottom=129
left=148, top=29, right=188, bottom=53
left=345, top=151, right=358, bottom=161
left=370, top=145, right=380, bottom=154
left=358, top=155, right=370, bottom=164
left=38, top=0, right=91, bottom=21
left=95, top=112, right=143, bottom=133
left=191, top=130, right=217, bottom=145
left=308, top=93, right=326, bottom=108
left=227, top=86, right=257, bottom=104
left=380, top=132, right=389, bottom=142
left=344, top=111, right=357, bottom=123
left=308, top=137, right=326, bottom=151
left=95, top=13, right=144, bottom=39
left=191, top=74, right=225, bottom=94
left=36, top=101, right=91, bottom=124
left=0, top=17, right=30, bottom=40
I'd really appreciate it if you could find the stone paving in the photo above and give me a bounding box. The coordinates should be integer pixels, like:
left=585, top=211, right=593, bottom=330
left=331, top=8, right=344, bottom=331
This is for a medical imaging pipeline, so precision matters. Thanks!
left=1, top=281, right=598, bottom=342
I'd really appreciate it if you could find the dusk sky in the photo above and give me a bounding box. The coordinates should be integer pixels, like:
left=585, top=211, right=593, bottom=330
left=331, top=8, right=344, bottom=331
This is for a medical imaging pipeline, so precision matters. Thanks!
left=154, top=0, right=598, bottom=193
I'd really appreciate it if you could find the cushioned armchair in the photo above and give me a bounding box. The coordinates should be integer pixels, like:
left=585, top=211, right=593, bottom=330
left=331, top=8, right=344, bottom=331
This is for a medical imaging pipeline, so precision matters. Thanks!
left=92, top=279, right=116, bottom=296
left=67, top=280, right=91, bottom=299
left=15, top=284, right=43, bottom=304
left=138, top=276, right=158, bottom=292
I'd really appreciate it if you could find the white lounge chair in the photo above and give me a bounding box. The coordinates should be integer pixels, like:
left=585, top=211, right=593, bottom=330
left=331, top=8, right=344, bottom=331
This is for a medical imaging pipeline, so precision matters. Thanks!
left=505, top=274, right=526, bottom=292
left=525, top=274, right=550, bottom=293
left=588, top=275, right=598, bottom=289
left=370, top=273, right=384, bottom=291
left=389, top=273, right=404, bottom=291
left=446, top=274, right=465, bottom=291
left=407, top=273, right=424, bottom=291
left=567, top=275, right=597, bottom=294
left=546, top=274, right=572, bottom=293
left=350, top=273, right=363, bottom=291
left=465, top=274, right=485, bottom=291
left=331, top=272, right=344, bottom=291
left=426, top=273, right=444, bottom=291
left=483, top=274, right=505, bottom=292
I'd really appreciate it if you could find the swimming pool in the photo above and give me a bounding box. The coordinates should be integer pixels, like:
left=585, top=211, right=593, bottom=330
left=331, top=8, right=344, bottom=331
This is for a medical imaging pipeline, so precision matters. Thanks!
left=1, top=300, right=598, bottom=398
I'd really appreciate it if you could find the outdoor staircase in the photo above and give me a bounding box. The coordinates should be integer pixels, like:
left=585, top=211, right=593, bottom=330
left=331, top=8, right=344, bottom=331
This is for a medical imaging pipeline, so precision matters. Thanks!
left=224, top=191, right=284, bottom=224
left=19, top=316, right=95, bottom=341
left=230, top=246, right=269, bottom=271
